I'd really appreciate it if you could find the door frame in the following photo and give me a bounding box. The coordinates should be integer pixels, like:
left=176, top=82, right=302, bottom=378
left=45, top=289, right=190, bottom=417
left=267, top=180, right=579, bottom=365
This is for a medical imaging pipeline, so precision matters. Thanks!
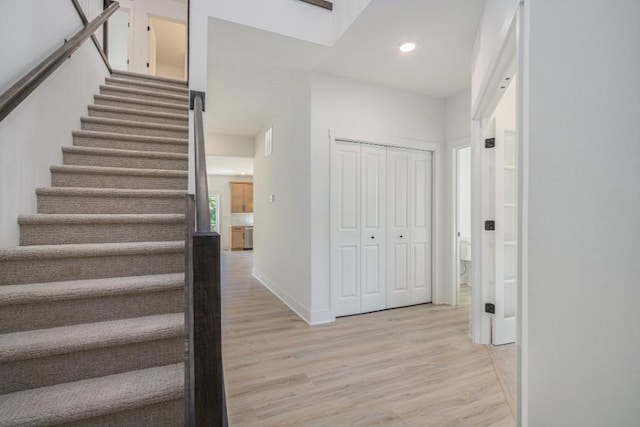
left=469, top=3, right=529, bottom=425
left=329, top=131, right=439, bottom=320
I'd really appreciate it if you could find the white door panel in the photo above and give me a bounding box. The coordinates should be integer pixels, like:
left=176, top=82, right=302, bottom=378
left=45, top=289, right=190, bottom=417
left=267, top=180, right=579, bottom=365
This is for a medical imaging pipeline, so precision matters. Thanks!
left=410, top=151, right=432, bottom=304
left=387, top=148, right=412, bottom=308
left=332, top=141, right=361, bottom=316
left=360, top=144, right=386, bottom=312
left=491, top=123, right=517, bottom=345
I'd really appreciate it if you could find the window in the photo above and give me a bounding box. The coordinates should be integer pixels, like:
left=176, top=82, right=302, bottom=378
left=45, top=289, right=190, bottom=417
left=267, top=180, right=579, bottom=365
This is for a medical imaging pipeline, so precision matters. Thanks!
left=209, top=195, right=219, bottom=232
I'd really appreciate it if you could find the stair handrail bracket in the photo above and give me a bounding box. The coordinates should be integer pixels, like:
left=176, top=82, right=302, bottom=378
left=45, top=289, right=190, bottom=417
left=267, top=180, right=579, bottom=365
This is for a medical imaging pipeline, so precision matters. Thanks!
left=0, top=1, right=119, bottom=123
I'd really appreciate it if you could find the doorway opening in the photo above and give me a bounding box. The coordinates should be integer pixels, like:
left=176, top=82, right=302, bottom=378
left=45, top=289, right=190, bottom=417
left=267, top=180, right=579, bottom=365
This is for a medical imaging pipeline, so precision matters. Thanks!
left=455, top=145, right=472, bottom=312
left=148, top=16, right=186, bottom=80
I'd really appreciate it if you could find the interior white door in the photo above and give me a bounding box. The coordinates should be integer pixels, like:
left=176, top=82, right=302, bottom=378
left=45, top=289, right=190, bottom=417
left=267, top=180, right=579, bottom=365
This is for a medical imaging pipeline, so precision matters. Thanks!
left=331, top=141, right=361, bottom=316
left=360, top=144, right=387, bottom=312
left=409, top=150, right=433, bottom=304
left=386, top=147, right=412, bottom=308
left=108, top=8, right=130, bottom=71
left=490, top=120, right=517, bottom=345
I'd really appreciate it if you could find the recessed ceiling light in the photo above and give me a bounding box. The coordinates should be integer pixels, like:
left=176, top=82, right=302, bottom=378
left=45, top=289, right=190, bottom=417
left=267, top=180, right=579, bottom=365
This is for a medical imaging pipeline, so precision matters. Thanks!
left=399, top=41, right=416, bottom=53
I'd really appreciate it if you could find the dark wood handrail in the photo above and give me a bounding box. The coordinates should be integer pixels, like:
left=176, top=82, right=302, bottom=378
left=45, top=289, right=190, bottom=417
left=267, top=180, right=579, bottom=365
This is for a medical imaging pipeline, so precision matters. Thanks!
left=0, top=1, right=119, bottom=122
left=191, top=91, right=211, bottom=232
left=299, top=0, right=333, bottom=11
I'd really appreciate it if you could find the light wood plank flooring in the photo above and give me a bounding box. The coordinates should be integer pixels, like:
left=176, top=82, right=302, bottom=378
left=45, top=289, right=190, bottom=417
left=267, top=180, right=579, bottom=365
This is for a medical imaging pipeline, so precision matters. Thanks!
left=222, top=251, right=514, bottom=426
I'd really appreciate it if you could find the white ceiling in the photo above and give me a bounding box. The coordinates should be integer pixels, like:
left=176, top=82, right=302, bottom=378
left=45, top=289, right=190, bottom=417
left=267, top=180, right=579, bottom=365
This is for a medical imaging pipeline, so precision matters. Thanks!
left=206, top=156, right=254, bottom=176
left=206, top=0, right=485, bottom=137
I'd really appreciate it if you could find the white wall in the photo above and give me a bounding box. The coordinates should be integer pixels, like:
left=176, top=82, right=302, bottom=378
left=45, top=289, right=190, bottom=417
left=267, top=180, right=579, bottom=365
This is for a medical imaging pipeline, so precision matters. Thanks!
left=206, top=133, right=255, bottom=158
left=525, top=1, right=640, bottom=425
left=0, top=1, right=83, bottom=92
left=113, top=0, right=187, bottom=75
left=332, top=0, right=371, bottom=42
left=253, top=78, right=312, bottom=322
left=0, top=2, right=109, bottom=248
left=310, top=72, right=446, bottom=322
left=208, top=174, right=253, bottom=250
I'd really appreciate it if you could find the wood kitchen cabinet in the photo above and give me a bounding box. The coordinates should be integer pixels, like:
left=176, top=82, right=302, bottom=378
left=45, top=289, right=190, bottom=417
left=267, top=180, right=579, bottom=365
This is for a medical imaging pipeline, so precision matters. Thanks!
left=231, top=227, right=244, bottom=250
left=230, top=182, right=253, bottom=213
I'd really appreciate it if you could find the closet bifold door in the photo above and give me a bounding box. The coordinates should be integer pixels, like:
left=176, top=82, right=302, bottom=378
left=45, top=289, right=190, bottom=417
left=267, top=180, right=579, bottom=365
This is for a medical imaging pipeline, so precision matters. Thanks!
left=360, top=144, right=386, bottom=313
left=409, top=150, right=433, bottom=305
left=331, top=141, right=362, bottom=316
left=386, top=147, right=412, bottom=308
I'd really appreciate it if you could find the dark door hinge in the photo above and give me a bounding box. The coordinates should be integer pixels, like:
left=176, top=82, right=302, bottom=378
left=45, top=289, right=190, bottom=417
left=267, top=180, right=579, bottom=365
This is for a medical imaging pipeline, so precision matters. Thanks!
left=147, top=25, right=150, bottom=31
left=485, top=137, right=495, bottom=148
left=146, top=62, right=149, bottom=68
left=485, top=303, right=495, bottom=314
left=484, top=220, right=495, bottom=231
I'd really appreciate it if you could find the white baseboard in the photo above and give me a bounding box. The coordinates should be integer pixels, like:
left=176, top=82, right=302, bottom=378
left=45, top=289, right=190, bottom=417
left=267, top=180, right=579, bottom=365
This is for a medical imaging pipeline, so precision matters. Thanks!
left=310, top=309, right=334, bottom=325
left=252, top=270, right=311, bottom=324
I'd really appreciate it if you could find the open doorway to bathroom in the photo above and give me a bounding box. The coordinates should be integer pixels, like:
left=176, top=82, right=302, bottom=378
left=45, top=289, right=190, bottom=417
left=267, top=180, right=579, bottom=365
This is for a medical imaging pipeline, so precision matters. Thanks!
left=455, top=146, right=472, bottom=314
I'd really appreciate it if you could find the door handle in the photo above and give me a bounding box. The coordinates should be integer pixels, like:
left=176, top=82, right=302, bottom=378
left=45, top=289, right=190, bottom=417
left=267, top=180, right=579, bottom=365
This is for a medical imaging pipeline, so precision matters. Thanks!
left=400, top=235, right=404, bottom=238
left=371, top=236, right=375, bottom=239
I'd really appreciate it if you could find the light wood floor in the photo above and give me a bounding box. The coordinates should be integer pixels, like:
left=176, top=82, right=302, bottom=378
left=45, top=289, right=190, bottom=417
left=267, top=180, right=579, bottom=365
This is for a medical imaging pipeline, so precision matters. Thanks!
left=221, top=251, right=514, bottom=426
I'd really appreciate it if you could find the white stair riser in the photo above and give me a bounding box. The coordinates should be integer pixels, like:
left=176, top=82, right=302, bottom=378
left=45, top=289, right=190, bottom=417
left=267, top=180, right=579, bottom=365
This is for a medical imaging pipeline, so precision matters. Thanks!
left=81, top=120, right=188, bottom=139
left=51, top=170, right=188, bottom=191
left=1, top=336, right=182, bottom=394
left=20, top=222, right=184, bottom=245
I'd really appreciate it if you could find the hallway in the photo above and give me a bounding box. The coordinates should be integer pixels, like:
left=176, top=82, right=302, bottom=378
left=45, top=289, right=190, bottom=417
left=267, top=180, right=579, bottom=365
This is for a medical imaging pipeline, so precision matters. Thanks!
left=221, top=251, right=514, bottom=426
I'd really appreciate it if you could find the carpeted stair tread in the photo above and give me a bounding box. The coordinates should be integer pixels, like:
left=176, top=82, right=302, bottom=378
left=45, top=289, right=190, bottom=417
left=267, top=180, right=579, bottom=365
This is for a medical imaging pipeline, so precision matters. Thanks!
left=0, top=363, right=183, bottom=426
left=112, top=69, right=187, bottom=86
left=62, top=145, right=188, bottom=170
left=0, top=240, right=183, bottom=262
left=105, top=77, right=189, bottom=95
left=88, top=104, right=188, bottom=123
left=72, top=130, right=186, bottom=144
left=18, top=213, right=185, bottom=226
left=62, top=145, right=188, bottom=161
left=36, top=186, right=186, bottom=198
left=0, top=273, right=184, bottom=306
left=81, top=116, right=188, bottom=132
left=50, top=164, right=188, bottom=178
left=18, top=214, right=185, bottom=246
left=93, top=94, right=188, bottom=115
left=0, top=313, right=183, bottom=363
left=81, top=117, right=188, bottom=139
left=100, top=85, right=188, bottom=104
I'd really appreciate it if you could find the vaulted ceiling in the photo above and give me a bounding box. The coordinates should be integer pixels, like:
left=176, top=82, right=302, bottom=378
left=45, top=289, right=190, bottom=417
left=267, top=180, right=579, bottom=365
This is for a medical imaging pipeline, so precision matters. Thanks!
left=207, top=0, right=486, bottom=137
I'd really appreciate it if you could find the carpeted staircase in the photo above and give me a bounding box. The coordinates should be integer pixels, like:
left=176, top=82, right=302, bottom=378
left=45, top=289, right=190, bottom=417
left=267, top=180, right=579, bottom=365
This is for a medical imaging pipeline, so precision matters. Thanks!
left=0, top=70, right=188, bottom=426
